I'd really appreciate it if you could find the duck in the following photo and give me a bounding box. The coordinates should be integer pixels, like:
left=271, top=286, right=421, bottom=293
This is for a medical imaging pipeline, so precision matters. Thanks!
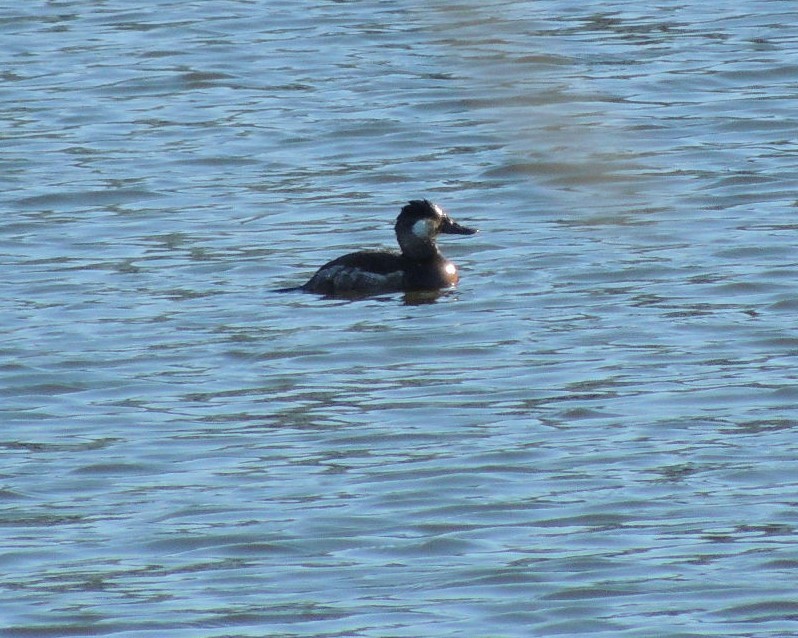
left=276, top=199, right=477, bottom=296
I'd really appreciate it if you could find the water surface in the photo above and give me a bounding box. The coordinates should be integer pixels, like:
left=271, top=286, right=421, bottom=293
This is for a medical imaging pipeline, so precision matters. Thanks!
left=3, top=1, right=798, bottom=636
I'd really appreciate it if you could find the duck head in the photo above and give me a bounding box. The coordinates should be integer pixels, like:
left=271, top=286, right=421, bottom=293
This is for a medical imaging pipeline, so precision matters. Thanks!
left=395, top=200, right=477, bottom=258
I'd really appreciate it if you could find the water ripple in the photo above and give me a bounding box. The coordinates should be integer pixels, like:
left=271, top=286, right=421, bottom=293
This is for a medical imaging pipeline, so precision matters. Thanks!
left=3, top=0, right=798, bottom=636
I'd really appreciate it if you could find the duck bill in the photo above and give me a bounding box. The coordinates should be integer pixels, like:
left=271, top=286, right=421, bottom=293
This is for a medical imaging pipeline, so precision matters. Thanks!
left=440, top=216, right=478, bottom=235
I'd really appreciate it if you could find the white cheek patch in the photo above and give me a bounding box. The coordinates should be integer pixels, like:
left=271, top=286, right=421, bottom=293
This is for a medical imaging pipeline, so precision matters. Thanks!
left=412, top=218, right=434, bottom=239
left=444, top=263, right=456, bottom=276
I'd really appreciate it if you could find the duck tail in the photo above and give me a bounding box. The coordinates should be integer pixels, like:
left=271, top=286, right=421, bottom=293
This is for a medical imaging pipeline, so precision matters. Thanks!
left=273, top=285, right=305, bottom=293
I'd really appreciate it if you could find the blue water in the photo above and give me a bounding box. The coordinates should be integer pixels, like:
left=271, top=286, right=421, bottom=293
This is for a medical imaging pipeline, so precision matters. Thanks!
left=3, top=1, right=798, bottom=636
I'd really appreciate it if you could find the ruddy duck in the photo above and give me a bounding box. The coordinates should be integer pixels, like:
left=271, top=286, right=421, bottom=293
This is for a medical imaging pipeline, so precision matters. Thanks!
left=277, top=199, right=477, bottom=296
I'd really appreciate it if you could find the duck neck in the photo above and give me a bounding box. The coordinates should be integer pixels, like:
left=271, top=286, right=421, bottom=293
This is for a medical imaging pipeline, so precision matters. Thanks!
left=398, top=236, right=440, bottom=261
